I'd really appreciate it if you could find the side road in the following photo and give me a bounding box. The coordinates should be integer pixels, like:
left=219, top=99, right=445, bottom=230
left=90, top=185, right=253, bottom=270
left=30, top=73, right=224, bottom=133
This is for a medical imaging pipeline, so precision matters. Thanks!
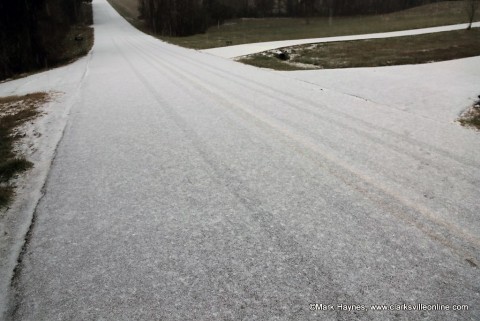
left=202, top=22, right=480, bottom=58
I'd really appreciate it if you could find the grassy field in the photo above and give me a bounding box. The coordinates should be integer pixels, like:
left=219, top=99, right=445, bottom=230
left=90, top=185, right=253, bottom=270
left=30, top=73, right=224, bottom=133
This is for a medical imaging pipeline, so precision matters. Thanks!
left=107, top=0, right=479, bottom=49
left=238, top=28, right=480, bottom=70
left=0, top=93, right=49, bottom=208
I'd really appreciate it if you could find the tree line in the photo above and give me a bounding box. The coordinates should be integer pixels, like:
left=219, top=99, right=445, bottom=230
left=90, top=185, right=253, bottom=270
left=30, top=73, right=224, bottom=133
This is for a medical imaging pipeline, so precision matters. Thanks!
left=138, top=0, right=440, bottom=37
left=0, top=0, right=92, bottom=80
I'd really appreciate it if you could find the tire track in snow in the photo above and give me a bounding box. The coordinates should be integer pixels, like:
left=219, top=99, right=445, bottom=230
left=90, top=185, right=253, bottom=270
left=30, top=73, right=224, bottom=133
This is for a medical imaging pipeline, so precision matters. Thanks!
left=111, top=37, right=357, bottom=320
left=138, top=35, right=480, bottom=171
left=118, top=36, right=480, bottom=266
left=130, top=36, right=480, bottom=189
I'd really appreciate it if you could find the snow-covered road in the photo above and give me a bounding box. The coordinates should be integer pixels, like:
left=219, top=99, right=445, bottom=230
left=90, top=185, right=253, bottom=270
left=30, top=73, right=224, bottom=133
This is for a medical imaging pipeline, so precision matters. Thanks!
left=202, top=22, right=480, bottom=59
left=2, top=0, right=480, bottom=320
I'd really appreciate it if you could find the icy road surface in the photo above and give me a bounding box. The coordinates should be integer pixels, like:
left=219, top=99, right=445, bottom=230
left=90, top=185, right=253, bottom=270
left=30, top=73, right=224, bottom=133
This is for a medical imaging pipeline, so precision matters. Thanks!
left=4, top=0, right=480, bottom=320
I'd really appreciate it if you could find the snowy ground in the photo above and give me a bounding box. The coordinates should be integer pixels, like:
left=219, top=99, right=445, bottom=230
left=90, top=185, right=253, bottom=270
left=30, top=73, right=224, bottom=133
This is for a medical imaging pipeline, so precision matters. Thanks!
left=0, top=56, right=91, bottom=318
left=282, top=56, right=480, bottom=123
left=1, top=0, right=480, bottom=320
left=202, top=22, right=480, bottom=59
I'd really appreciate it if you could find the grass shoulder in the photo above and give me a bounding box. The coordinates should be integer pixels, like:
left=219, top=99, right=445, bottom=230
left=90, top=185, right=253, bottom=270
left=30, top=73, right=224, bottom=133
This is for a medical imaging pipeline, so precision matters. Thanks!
left=237, top=28, right=480, bottom=70
left=0, top=93, right=50, bottom=208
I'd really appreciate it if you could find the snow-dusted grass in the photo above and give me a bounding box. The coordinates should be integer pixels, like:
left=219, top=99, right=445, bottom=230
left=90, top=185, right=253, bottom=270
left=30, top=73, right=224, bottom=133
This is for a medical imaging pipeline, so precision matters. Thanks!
left=238, top=28, right=480, bottom=70
left=459, top=105, right=480, bottom=129
left=0, top=93, right=49, bottom=207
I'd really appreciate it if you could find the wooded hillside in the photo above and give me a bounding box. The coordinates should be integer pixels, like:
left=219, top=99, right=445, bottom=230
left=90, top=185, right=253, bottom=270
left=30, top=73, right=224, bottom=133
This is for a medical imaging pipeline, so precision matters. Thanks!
left=0, top=0, right=93, bottom=80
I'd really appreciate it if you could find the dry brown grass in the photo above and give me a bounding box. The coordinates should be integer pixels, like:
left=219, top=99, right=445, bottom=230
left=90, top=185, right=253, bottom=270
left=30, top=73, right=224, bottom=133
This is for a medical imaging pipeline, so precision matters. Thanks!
left=0, top=92, right=50, bottom=208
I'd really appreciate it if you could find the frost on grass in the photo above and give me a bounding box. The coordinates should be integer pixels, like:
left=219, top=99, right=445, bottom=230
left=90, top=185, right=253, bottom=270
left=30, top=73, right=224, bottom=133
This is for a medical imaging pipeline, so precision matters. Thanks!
left=0, top=93, right=51, bottom=208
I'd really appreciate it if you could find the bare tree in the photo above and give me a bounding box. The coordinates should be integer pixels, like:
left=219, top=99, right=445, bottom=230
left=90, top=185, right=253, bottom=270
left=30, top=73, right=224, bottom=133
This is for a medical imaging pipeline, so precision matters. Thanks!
left=466, top=0, right=479, bottom=30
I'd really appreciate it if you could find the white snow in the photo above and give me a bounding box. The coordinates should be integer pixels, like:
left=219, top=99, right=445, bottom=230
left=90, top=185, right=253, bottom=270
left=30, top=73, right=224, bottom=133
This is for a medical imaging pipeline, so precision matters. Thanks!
left=281, top=55, right=480, bottom=123
left=0, top=54, right=92, bottom=317
left=1, top=0, right=479, bottom=319
left=202, top=22, right=480, bottom=58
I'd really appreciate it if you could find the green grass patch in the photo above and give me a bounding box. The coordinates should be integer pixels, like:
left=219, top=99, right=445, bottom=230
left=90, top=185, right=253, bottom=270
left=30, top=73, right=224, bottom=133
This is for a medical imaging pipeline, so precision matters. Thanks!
left=0, top=93, right=49, bottom=208
left=238, top=28, right=480, bottom=70
left=107, top=1, right=480, bottom=49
